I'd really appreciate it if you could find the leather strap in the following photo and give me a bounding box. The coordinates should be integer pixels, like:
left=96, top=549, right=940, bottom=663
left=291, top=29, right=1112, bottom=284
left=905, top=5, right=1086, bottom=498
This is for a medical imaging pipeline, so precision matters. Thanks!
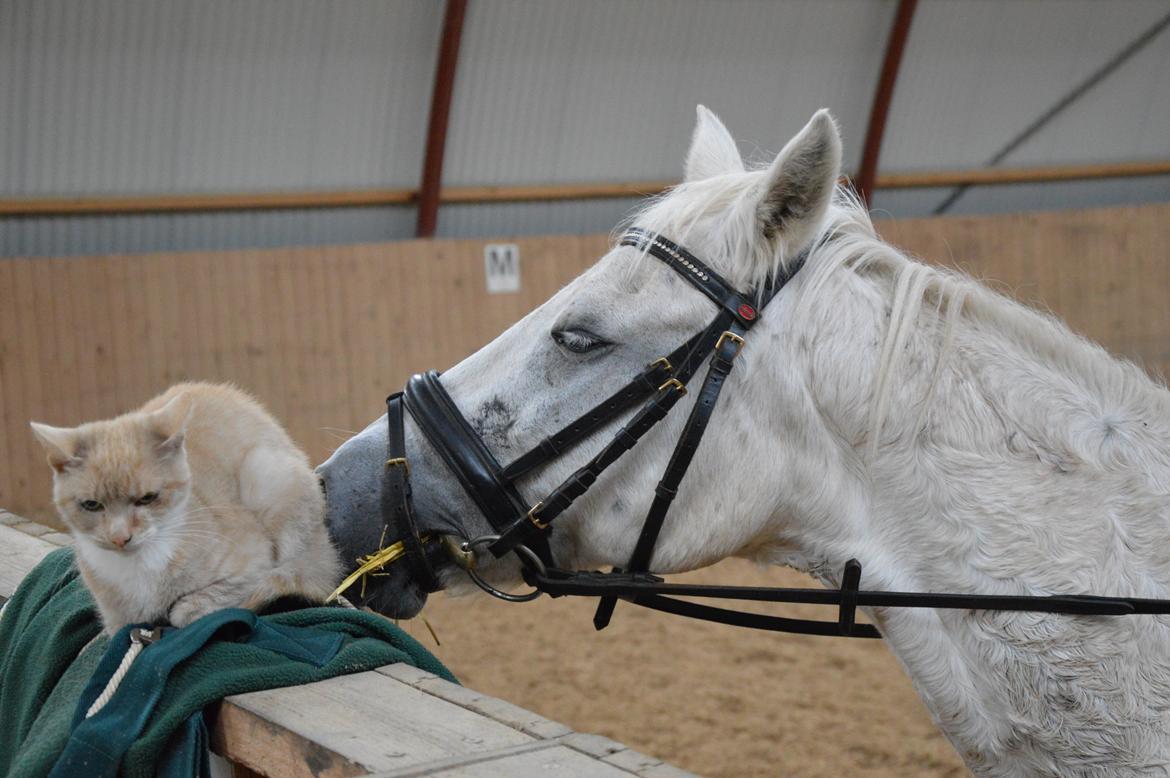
left=500, top=323, right=721, bottom=482
left=383, top=394, right=442, bottom=593
left=488, top=375, right=689, bottom=557
left=488, top=313, right=738, bottom=556
left=529, top=556, right=1170, bottom=638
left=500, top=353, right=679, bottom=481
left=628, top=321, right=746, bottom=572
left=404, top=371, right=553, bottom=565
left=615, top=595, right=883, bottom=638
left=594, top=319, right=748, bottom=629
left=622, top=228, right=762, bottom=328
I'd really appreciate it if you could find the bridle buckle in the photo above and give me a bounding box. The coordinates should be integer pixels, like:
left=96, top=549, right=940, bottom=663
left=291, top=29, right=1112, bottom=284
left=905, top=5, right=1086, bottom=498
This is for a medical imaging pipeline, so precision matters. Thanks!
left=657, top=378, right=687, bottom=396
left=648, top=356, right=673, bottom=373
left=527, top=501, right=550, bottom=530
left=385, top=456, right=410, bottom=475
left=715, top=330, right=745, bottom=359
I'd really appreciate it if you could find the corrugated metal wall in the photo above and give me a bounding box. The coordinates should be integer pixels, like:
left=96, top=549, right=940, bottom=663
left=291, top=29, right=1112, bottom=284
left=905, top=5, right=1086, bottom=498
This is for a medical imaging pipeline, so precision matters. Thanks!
left=1, top=0, right=440, bottom=193
left=1, top=0, right=439, bottom=255
left=2, top=0, right=1169, bottom=255
left=874, top=0, right=1170, bottom=215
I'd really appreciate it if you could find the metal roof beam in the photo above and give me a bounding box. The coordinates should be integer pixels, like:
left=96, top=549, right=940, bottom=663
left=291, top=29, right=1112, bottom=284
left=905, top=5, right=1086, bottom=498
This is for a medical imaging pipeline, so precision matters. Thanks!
left=856, top=0, right=918, bottom=207
left=934, top=9, right=1170, bottom=215
left=416, top=0, right=468, bottom=238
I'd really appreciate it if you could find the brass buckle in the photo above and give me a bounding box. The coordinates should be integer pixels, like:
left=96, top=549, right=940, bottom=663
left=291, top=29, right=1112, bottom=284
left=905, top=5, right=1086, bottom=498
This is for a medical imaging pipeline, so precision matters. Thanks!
left=657, top=378, right=687, bottom=395
left=527, top=501, right=550, bottom=530
left=648, top=356, right=673, bottom=373
left=440, top=534, right=477, bottom=571
left=385, top=456, right=410, bottom=475
left=715, top=331, right=746, bottom=359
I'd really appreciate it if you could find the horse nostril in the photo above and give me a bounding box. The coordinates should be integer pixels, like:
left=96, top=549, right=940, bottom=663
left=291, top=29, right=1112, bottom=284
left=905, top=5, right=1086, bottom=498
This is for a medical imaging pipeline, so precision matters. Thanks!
left=318, top=475, right=328, bottom=497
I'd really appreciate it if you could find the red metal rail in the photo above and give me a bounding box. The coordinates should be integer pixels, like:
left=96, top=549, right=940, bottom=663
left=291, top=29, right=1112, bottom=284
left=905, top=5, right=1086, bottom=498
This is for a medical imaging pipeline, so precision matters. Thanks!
left=416, top=0, right=469, bottom=238
left=855, top=0, right=918, bottom=206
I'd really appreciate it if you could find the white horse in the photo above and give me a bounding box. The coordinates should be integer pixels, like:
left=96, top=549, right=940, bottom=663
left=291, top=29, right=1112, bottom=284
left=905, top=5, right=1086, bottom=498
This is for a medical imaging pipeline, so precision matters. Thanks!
left=319, top=107, right=1170, bottom=775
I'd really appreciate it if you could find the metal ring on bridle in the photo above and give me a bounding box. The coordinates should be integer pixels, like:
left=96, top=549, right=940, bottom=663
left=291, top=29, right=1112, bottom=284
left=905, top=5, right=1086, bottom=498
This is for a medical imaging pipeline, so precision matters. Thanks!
left=463, top=535, right=546, bottom=602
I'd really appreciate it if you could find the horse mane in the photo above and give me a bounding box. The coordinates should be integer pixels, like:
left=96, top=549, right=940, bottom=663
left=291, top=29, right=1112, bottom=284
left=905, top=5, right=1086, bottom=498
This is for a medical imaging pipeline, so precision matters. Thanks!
left=625, top=176, right=1170, bottom=476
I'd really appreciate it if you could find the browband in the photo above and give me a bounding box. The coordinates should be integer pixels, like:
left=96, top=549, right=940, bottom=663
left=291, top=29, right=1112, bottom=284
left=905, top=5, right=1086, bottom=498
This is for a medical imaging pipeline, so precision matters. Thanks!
left=620, top=227, right=804, bottom=327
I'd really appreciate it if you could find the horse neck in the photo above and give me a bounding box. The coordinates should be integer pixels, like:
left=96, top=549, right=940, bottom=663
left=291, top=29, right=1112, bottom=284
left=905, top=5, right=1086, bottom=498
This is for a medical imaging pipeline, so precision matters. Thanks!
left=779, top=254, right=1170, bottom=603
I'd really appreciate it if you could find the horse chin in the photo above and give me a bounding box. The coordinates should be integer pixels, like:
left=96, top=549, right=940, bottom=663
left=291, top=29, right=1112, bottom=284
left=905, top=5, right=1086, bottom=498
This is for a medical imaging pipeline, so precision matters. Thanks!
left=359, top=571, right=429, bottom=619
left=322, top=500, right=431, bottom=618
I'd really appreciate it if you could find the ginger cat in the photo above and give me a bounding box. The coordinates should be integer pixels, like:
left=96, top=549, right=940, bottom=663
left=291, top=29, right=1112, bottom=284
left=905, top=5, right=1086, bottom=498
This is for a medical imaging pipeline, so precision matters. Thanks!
left=30, top=383, right=341, bottom=634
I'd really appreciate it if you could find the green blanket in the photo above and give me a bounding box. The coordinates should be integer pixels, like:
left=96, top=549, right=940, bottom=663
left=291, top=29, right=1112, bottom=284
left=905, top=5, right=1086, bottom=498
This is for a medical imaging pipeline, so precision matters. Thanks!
left=0, top=548, right=455, bottom=778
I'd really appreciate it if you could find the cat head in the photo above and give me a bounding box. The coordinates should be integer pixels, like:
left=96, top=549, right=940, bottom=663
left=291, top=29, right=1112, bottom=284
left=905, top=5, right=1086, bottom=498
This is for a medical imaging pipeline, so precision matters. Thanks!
left=31, top=392, right=195, bottom=554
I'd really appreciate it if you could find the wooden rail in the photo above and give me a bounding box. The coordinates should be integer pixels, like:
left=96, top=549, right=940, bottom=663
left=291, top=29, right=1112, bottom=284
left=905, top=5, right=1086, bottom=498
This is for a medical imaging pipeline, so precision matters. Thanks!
left=2, top=160, right=1168, bottom=217
left=0, top=189, right=417, bottom=216
left=878, top=160, right=1170, bottom=189
left=0, top=515, right=693, bottom=777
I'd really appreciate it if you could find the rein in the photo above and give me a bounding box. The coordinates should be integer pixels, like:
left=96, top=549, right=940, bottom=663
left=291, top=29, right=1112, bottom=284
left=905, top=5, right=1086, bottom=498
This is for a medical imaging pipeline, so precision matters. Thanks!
left=363, top=227, right=1170, bottom=638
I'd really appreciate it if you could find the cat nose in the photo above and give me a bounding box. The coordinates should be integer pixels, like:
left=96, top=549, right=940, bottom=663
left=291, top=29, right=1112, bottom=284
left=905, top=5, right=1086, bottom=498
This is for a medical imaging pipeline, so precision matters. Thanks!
left=111, top=533, right=132, bottom=549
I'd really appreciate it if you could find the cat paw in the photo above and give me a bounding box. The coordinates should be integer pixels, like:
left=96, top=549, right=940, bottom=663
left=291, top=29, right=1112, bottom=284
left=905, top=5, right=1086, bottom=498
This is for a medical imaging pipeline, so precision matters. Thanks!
left=167, top=597, right=209, bottom=628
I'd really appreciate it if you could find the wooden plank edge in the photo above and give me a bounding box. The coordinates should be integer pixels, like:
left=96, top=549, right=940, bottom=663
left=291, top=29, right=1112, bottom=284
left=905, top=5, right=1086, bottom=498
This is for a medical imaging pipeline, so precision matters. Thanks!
left=210, top=699, right=371, bottom=778
left=0, top=522, right=60, bottom=599
left=374, top=665, right=692, bottom=776
left=363, top=741, right=572, bottom=778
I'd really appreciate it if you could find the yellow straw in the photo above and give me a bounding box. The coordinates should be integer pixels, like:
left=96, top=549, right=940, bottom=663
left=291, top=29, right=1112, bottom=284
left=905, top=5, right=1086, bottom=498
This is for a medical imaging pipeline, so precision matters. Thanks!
left=326, top=539, right=409, bottom=603
left=421, top=616, right=441, bottom=647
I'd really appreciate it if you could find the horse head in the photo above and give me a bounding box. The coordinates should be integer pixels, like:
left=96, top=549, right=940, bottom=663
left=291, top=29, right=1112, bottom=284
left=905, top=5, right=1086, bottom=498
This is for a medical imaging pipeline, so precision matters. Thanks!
left=318, top=107, right=853, bottom=616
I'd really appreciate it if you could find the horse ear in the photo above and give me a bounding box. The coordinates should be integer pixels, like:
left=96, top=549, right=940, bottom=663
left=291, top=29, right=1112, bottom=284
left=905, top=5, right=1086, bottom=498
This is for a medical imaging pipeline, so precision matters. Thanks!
left=30, top=422, right=84, bottom=472
left=756, top=109, right=842, bottom=253
left=684, top=105, right=745, bottom=182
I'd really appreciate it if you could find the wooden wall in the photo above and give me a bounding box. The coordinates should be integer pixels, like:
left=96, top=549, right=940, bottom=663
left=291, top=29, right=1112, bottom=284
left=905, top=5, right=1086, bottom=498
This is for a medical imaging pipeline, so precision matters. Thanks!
left=2, top=202, right=1168, bottom=518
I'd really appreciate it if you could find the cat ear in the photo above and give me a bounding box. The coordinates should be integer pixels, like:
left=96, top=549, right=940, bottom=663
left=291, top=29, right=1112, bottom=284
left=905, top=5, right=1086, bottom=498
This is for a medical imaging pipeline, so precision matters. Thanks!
left=30, top=422, right=84, bottom=472
left=148, top=391, right=194, bottom=456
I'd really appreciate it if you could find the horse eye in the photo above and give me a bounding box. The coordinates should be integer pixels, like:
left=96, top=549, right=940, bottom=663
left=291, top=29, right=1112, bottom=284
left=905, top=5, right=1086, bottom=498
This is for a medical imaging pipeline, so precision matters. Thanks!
left=551, top=328, right=611, bottom=354
left=79, top=500, right=104, bottom=512
left=136, top=492, right=159, bottom=506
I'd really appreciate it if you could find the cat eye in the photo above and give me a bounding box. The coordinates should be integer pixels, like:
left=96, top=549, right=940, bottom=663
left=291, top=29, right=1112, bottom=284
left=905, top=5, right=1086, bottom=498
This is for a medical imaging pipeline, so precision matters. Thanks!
left=551, top=328, right=613, bottom=355
left=135, top=492, right=159, bottom=506
left=79, top=500, right=104, bottom=512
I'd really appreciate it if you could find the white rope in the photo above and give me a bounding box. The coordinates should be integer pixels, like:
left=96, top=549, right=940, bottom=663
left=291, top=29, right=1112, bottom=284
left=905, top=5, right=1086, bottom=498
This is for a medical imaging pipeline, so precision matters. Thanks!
left=84, top=634, right=145, bottom=719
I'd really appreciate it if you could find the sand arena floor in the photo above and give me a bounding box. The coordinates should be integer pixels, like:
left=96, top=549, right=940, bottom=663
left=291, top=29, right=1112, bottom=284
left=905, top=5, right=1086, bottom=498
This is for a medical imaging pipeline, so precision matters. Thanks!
left=410, top=559, right=967, bottom=777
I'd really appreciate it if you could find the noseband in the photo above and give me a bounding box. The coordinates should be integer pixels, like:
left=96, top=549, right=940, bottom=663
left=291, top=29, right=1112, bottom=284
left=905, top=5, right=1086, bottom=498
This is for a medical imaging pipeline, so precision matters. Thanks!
left=370, top=228, right=1170, bottom=638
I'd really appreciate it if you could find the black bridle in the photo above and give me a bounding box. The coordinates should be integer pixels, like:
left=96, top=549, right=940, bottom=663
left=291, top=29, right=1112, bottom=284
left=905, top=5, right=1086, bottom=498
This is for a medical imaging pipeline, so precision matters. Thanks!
left=371, top=227, right=1170, bottom=639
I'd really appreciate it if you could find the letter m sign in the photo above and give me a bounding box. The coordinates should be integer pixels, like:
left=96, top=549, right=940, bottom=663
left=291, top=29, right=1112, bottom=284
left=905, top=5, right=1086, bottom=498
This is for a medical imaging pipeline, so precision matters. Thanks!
left=484, top=243, right=521, bottom=293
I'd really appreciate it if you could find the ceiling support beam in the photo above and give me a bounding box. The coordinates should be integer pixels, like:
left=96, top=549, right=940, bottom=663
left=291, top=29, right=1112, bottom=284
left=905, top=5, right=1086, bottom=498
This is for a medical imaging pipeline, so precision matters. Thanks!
left=856, top=0, right=918, bottom=207
left=416, top=0, right=468, bottom=238
left=934, top=8, right=1170, bottom=215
